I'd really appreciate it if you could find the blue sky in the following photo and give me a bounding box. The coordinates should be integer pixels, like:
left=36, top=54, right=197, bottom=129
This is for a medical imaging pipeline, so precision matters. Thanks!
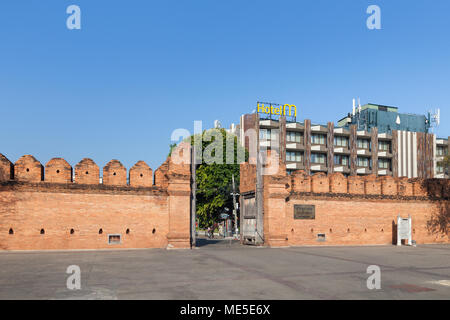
left=1, top=0, right=449, bottom=171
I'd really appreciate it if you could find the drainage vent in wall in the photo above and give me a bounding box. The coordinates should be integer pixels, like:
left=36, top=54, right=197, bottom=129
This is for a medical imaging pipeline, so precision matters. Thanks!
left=317, top=234, right=326, bottom=242
left=108, top=234, right=121, bottom=245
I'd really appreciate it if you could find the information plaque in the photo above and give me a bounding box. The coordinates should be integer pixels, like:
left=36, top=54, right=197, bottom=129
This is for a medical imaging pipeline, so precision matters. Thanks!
left=294, top=205, right=315, bottom=220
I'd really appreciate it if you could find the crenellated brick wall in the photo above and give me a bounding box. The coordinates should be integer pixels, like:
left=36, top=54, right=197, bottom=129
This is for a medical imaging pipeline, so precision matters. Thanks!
left=239, top=155, right=450, bottom=248
left=0, top=145, right=192, bottom=251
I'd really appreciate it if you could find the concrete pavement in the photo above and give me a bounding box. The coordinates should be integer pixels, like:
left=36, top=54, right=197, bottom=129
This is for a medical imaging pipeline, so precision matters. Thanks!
left=0, top=239, right=449, bottom=299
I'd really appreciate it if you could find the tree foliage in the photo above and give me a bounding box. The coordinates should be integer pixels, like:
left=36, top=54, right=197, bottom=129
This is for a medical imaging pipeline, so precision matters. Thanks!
left=173, top=128, right=248, bottom=228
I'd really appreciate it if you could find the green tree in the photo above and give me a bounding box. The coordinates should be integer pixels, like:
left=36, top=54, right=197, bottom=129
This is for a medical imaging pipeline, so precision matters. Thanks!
left=172, top=128, right=247, bottom=228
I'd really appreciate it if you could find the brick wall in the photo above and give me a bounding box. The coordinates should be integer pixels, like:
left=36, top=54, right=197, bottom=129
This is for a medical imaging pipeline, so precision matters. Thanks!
left=0, top=144, right=191, bottom=251
left=0, top=154, right=13, bottom=181
left=241, top=155, right=449, bottom=247
left=129, top=161, right=153, bottom=188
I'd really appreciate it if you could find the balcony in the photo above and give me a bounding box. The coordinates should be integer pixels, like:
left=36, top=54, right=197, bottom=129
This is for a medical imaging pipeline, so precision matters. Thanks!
left=259, top=120, right=279, bottom=128
left=356, top=167, right=372, bottom=175
left=286, top=122, right=305, bottom=130
left=310, top=163, right=328, bottom=172
left=334, top=128, right=350, bottom=135
left=286, top=142, right=305, bottom=150
left=311, top=144, right=328, bottom=152
left=334, top=166, right=350, bottom=174
left=286, top=162, right=305, bottom=170
left=311, top=125, right=328, bottom=133
left=378, top=169, right=393, bottom=176
left=334, top=147, right=350, bottom=154
left=357, top=149, right=372, bottom=157
left=357, top=130, right=371, bottom=138
left=378, top=133, right=392, bottom=140
left=378, top=151, right=393, bottom=158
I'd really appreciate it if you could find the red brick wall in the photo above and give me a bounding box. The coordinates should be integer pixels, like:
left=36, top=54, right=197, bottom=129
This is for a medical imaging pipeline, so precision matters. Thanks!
left=241, top=158, right=450, bottom=247
left=75, top=158, right=100, bottom=185
left=364, top=175, right=382, bottom=195
left=45, top=158, right=72, bottom=184
left=381, top=176, right=397, bottom=196
left=348, top=176, right=365, bottom=194
left=0, top=185, right=169, bottom=250
left=239, top=162, right=256, bottom=194
left=14, top=155, right=43, bottom=182
left=0, top=146, right=191, bottom=251
left=129, top=161, right=153, bottom=188
left=329, top=173, right=348, bottom=194
left=0, top=154, right=13, bottom=182
left=291, top=170, right=311, bottom=193
left=103, top=160, right=127, bottom=186
left=286, top=197, right=448, bottom=246
left=311, top=173, right=329, bottom=193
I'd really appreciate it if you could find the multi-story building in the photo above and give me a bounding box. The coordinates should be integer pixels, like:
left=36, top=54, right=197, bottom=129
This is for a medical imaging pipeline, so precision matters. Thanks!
left=238, top=103, right=449, bottom=179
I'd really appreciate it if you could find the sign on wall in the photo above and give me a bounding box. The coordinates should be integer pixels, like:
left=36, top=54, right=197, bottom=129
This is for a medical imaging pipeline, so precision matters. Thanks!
left=294, top=205, right=315, bottom=220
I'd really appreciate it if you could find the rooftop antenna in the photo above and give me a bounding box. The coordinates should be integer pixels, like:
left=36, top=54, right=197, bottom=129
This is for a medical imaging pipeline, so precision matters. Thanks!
left=352, top=98, right=356, bottom=116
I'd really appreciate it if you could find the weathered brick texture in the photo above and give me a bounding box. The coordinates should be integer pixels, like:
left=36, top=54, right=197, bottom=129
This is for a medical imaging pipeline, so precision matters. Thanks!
left=154, top=159, right=169, bottom=188
left=364, top=175, right=382, bottom=195
left=103, top=160, right=127, bottom=186
left=0, top=154, right=13, bottom=182
left=291, top=170, right=311, bottom=193
left=348, top=176, right=365, bottom=194
left=75, top=158, right=100, bottom=185
left=129, top=161, right=153, bottom=188
left=311, top=173, right=329, bottom=193
left=380, top=176, right=397, bottom=196
left=45, top=158, right=72, bottom=183
left=329, top=173, right=347, bottom=194
left=0, top=146, right=192, bottom=251
left=14, top=155, right=43, bottom=182
left=241, top=157, right=450, bottom=248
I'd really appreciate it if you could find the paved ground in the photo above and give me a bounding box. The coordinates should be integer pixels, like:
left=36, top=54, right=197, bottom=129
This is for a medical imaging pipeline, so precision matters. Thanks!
left=0, top=239, right=449, bottom=299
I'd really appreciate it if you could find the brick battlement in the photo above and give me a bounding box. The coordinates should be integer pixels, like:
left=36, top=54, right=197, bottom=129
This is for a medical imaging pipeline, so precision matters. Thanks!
left=290, top=171, right=448, bottom=200
left=239, top=157, right=449, bottom=247
left=0, top=153, right=175, bottom=189
left=0, top=144, right=192, bottom=251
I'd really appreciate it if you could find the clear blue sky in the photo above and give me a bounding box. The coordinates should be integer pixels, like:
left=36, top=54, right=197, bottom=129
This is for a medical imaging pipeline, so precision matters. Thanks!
left=1, top=0, right=449, bottom=171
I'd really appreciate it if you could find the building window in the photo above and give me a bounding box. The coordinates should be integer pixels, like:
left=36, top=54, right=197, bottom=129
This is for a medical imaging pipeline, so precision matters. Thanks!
left=357, top=139, right=371, bottom=150
left=334, top=136, right=348, bottom=147
left=379, top=141, right=391, bottom=152
left=260, top=129, right=271, bottom=140
left=357, top=156, right=370, bottom=168
left=379, top=159, right=391, bottom=170
left=287, top=131, right=303, bottom=143
left=311, top=153, right=326, bottom=164
left=334, top=155, right=349, bottom=166
left=286, top=151, right=303, bottom=162
left=437, top=146, right=448, bottom=156
left=437, top=162, right=444, bottom=174
left=311, top=134, right=326, bottom=145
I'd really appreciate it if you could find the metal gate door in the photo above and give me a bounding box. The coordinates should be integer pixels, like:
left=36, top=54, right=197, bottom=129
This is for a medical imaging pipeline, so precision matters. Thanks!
left=242, top=192, right=257, bottom=245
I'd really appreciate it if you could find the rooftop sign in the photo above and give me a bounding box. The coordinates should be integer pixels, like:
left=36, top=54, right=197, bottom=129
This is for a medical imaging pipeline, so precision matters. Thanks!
left=257, top=102, right=297, bottom=121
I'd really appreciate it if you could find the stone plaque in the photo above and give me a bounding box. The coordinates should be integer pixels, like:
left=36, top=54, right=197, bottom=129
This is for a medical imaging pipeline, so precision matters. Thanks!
left=294, top=205, right=315, bottom=220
